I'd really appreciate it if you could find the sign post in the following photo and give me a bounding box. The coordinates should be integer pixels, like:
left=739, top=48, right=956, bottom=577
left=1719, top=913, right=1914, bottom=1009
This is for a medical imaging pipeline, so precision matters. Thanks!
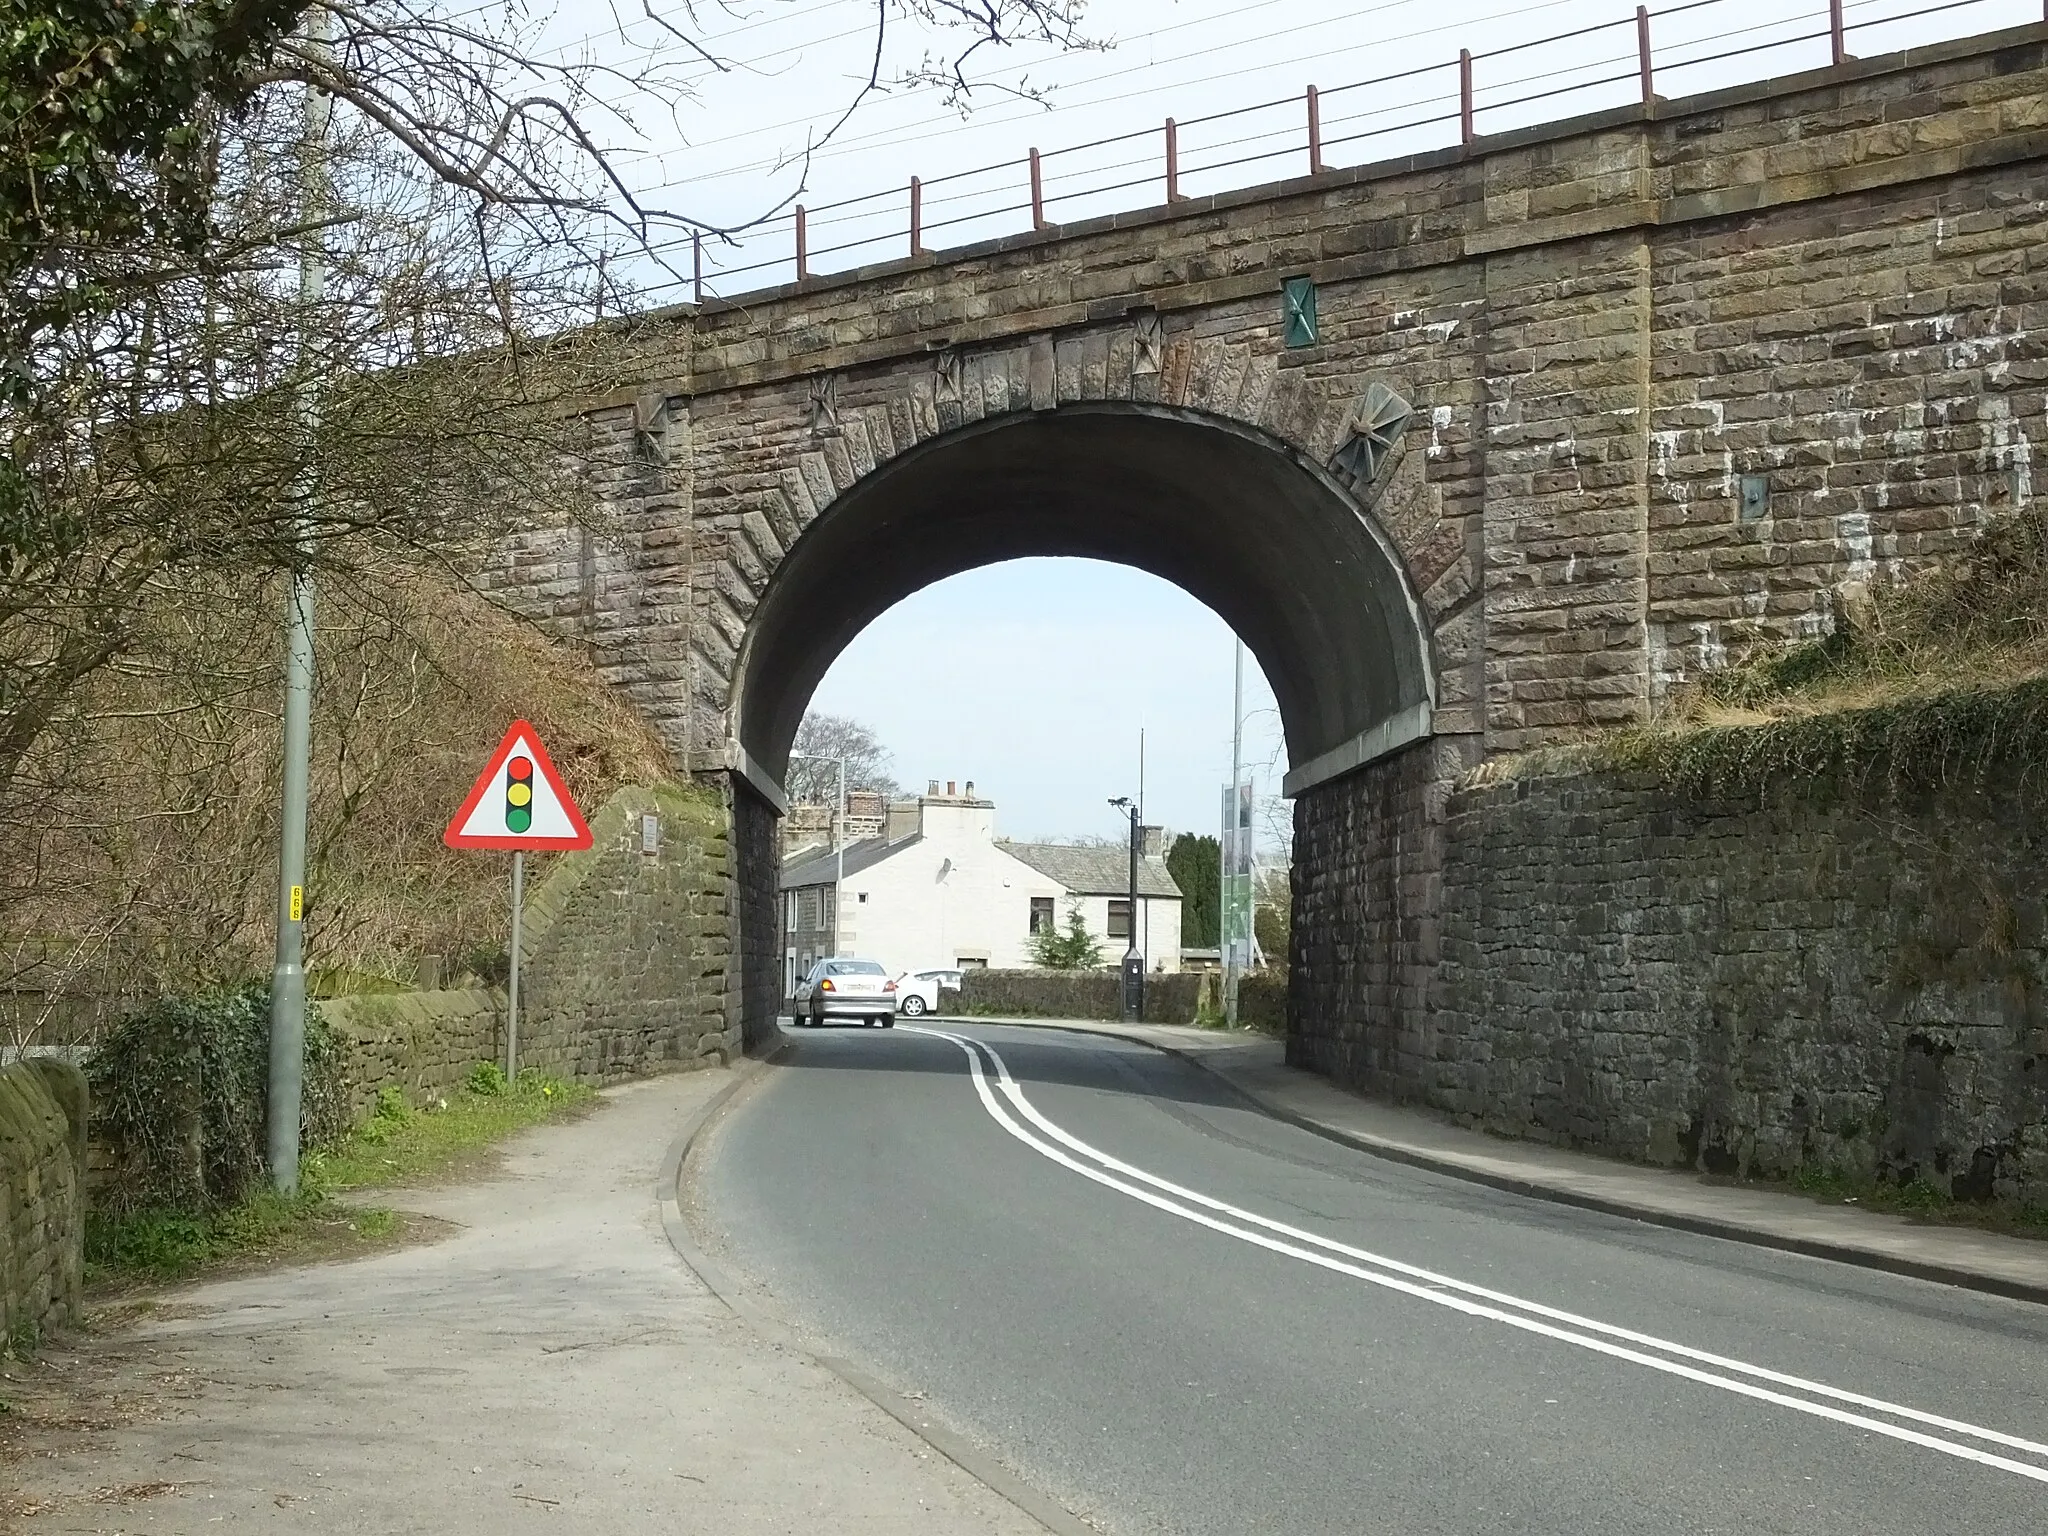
left=444, top=720, right=592, bottom=1079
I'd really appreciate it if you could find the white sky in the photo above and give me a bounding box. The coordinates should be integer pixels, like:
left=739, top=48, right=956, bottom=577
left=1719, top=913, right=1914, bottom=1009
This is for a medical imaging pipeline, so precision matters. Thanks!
left=530, top=0, right=2027, bottom=842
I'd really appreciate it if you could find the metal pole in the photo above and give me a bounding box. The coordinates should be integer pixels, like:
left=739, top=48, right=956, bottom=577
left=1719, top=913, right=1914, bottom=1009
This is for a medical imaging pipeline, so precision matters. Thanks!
left=834, top=757, right=845, bottom=955
left=1307, top=85, right=1326, bottom=175
left=1030, top=148, right=1046, bottom=230
left=507, top=850, right=525, bottom=1079
left=1829, top=0, right=1848, bottom=67
left=692, top=232, right=703, bottom=304
left=1165, top=118, right=1183, bottom=202
left=1226, top=640, right=1244, bottom=1028
left=1125, top=802, right=1140, bottom=1020
left=1636, top=7, right=1654, bottom=104
left=910, top=177, right=925, bottom=255
left=795, top=204, right=809, bottom=281
left=1459, top=49, right=1476, bottom=144
left=267, top=9, right=331, bottom=1196
left=1137, top=728, right=1146, bottom=971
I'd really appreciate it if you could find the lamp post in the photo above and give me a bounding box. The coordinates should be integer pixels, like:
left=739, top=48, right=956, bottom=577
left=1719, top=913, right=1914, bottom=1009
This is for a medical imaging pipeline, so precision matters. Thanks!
left=790, top=752, right=847, bottom=956
left=1109, top=796, right=1143, bottom=1022
left=267, top=10, right=333, bottom=1197
left=1225, top=639, right=1245, bottom=1028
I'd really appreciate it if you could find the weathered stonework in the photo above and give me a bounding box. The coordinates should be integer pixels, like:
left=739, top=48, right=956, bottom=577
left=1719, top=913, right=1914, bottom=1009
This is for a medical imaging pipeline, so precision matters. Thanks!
left=1396, top=767, right=2048, bottom=1205
left=1, top=1059, right=86, bottom=1342
left=473, top=24, right=2048, bottom=1114
left=328, top=784, right=738, bottom=1104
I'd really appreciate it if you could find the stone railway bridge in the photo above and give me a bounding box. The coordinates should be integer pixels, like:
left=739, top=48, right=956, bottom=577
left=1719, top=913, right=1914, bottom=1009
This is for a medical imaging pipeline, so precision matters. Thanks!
left=485, top=23, right=2048, bottom=1101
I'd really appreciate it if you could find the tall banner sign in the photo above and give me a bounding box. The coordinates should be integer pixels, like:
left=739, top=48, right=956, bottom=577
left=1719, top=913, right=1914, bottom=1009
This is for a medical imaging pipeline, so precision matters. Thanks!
left=1220, top=780, right=1256, bottom=971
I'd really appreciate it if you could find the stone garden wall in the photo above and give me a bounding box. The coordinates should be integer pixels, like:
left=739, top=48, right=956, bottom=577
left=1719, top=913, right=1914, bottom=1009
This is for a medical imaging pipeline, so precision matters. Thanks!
left=1, top=1059, right=87, bottom=1343
left=1392, top=763, right=2048, bottom=1205
left=327, top=782, right=739, bottom=1108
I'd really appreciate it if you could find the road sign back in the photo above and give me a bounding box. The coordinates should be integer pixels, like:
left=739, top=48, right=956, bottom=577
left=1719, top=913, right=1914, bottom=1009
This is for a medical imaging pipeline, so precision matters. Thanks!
left=444, top=720, right=594, bottom=850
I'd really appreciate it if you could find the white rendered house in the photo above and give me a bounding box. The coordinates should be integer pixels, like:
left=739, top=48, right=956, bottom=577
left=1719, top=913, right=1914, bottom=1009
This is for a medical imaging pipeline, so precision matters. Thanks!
left=778, top=782, right=1182, bottom=993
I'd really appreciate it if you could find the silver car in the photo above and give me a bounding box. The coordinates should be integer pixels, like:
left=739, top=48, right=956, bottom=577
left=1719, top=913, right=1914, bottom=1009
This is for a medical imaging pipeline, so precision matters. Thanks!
left=794, top=958, right=897, bottom=1027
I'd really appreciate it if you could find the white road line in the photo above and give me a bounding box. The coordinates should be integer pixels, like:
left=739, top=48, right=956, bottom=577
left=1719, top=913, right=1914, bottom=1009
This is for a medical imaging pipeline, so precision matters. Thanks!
left=973, top=1032, right=2048, bottom=1461
left=898, top=1025, right=2048, bottom=1486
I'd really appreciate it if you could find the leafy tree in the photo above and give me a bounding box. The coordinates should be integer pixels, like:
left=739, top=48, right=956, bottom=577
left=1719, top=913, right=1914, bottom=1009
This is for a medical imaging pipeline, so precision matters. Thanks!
left=1029, top=898, right=1103, bottom=970
left=1254, top=864, right=1291, bottom=966
left=789, top=712, right=899, bottom=805
left=1167, top=833, right=1220, bottom=949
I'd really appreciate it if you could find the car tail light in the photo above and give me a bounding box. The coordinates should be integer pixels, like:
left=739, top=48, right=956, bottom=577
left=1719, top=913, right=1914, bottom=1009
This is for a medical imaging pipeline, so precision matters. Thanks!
left=884, top=981, right=896, bottom=992
left=820, top=978, right=836, bottom=992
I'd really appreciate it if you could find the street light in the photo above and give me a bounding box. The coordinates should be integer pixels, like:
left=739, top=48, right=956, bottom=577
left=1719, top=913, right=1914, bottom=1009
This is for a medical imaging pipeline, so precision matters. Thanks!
left=789, top=752, right=847, bottom=957
left=1108, top=796, right=1143, bottom=1022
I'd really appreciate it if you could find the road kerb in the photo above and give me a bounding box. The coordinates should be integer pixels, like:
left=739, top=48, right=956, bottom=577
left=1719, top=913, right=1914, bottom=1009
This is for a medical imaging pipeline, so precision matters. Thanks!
left=655, top=1034, right=1105, bottom=1536
left=947, top=1015, right=2048, bottom=1309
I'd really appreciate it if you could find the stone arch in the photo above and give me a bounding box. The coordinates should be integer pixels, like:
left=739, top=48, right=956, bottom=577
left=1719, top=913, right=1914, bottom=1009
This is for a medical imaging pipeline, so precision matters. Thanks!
left=694, top=326, right=1452, bottom=805
left=729, top=401, right=1435, bottom=804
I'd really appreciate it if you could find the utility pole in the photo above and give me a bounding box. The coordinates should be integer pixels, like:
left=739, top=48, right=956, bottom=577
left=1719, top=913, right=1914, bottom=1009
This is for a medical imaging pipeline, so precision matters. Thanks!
left=1137, top=727, right=1146, bottom=965
left=1110, top=796, right=1143, bottom=1021
left=834, top=756, right=846, bottom=955
left=267, top=9, right=332, bottom=1196
left=1225, top=640, right=1244, bottom=1028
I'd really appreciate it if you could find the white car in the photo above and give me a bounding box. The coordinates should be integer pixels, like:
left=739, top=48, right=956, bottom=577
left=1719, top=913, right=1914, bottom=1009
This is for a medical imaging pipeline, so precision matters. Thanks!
left=892, top=968, right=965, bottom=1017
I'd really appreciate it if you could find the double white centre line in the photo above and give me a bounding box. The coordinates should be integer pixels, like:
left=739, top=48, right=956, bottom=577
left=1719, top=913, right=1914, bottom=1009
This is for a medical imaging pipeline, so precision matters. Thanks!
left=900, top=1024, right=2048, bottom=1487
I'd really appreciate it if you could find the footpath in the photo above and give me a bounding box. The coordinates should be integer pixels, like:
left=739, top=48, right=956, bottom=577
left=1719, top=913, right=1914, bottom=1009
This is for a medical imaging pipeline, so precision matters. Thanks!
left=6, top=1069, right=1050, bottom=1535
left=954, top=1016, right=2048, bottom=1306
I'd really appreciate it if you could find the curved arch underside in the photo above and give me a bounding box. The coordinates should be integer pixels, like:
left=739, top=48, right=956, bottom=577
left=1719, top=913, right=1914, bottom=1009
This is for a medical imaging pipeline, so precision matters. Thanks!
left=736, top=404, right=1434, bottom=795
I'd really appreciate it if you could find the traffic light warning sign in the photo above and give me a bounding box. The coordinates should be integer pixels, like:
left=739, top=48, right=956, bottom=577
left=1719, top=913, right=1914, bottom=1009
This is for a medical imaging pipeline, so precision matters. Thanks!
left=443, top=720, right=594, bottom=851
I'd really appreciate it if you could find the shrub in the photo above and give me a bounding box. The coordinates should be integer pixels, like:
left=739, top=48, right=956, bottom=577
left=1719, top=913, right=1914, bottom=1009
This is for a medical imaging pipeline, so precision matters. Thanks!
left=87, top=982, right=350, bottom=1214
left=465, top=1061, right=508, bottom=1097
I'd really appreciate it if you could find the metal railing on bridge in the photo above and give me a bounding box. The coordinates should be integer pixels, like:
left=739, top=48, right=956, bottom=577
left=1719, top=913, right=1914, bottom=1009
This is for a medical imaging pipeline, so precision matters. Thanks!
left=646, top=0, right=2045, bottom=307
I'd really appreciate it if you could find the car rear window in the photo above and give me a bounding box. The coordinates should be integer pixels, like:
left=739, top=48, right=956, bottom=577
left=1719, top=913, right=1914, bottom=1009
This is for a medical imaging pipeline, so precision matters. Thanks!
left=826, top=960, right=885, bottom=975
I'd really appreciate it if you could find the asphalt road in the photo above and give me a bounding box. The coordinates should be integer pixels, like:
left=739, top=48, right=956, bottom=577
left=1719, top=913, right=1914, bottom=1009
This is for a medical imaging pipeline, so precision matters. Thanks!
left=692, top=1022, right=2048, bottom=1535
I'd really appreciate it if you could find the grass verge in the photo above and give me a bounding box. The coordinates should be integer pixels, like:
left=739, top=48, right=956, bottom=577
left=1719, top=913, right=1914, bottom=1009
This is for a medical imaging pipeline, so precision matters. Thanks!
left=85, top=1066, right=594, bottom=1290
left=1711, top=1165, right=2048, bottom=1242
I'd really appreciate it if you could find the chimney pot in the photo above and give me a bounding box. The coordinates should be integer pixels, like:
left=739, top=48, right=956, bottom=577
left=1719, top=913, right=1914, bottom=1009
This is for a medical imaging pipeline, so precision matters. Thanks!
left=965, top=780, right=975, bottom=796
left=947, top=780, right=956, bottom=796
left=928, top=779, right=939, bottom=795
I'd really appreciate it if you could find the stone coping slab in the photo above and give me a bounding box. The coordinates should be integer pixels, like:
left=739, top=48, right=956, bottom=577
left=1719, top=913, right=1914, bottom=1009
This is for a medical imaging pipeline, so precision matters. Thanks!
left=945, top=1015, right=2048, bottom=1307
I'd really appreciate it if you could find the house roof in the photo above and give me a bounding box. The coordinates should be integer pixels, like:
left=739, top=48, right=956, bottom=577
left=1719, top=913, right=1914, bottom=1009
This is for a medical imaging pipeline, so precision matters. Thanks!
left=781, top=833, right=919, bottom=889
left=1002, top=842, right=1181, bottom=899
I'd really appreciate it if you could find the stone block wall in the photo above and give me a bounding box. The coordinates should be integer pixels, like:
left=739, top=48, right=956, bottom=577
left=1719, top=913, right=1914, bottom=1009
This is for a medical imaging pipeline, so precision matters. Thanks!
left=516, top=782, right=736, bottom=1083
left=324, top=991, right=503, bottom=1117
left=326, top=782, right=739, bottom=1107
left=2, top=1059, right=87, bottom=1342
left=1290, top=737, right=1479, bottom=1092
left=732, top=781, right=782, bottom=1054
left=1393, top=765, right=2048, bottom=1204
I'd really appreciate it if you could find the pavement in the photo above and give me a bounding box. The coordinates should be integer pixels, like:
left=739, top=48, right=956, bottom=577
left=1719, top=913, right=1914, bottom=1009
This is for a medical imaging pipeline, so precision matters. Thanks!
left=6, top=1068, right=1053, bottom=1535
left=699, top=1020, right=2048, bottom=1535
left=948, top=1015, right=2048, bottom=1304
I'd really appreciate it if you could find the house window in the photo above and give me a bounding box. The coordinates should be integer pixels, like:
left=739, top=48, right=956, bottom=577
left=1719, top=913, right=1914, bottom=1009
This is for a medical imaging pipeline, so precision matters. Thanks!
left=798, top=889, right=819, bottom=929
left=1029, top=896, right=1055, bottom=934
left=1107, top=899, right=1131, bottom=939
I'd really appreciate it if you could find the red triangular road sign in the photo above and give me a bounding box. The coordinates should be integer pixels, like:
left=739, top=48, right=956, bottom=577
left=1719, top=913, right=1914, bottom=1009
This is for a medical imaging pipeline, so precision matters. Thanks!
left=443, top=720, right=594, bottom=851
